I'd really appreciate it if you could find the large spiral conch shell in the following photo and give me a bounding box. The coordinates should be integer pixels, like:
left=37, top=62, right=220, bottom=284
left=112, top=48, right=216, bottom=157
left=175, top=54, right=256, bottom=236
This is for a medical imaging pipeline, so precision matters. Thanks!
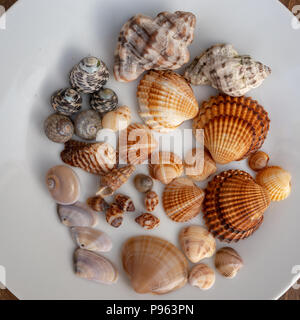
left=114, top=11, right=196, bottom=82
left=203, top=170, right=271, bottom=242
left=162, top=177, right=204, bottom=222
left=137, top=70, right=199, bottom=132
left=256, top=166, right=291, bottom=201
left=122, top=235, right=188, bottom=294
left=46, top=165, right=80, bottom=205
left=149, top=151, right=184, bottom=184
left=119, top=123, right=158, bottom=165
left=193, top=94, right=270, bottom=164
left=184, top=44, right=271, bottom=97
left=61, top=140, right=117, bottom=175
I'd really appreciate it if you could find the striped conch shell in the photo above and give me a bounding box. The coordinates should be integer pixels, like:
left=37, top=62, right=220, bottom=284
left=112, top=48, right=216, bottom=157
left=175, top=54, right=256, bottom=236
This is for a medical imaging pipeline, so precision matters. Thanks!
left=184, top=44, right=271, bottom=97
left=114, top=11, right=196, bottom=82
left=137, top=70, right=199, bottom=132
left=203, top=170, right=271, bottom=242
left=61, top=140, right=117, bottom=175
left=149, top=151, right=184, bottom=184
left=256, top=166, right=291, bottom=201
left=193, top=94, right=270, bottom=164
left=119, top=123, right=158, bottom=165
left=162, top=177, right=204, bottom=222
left=122, top=235, right=188, bottom=294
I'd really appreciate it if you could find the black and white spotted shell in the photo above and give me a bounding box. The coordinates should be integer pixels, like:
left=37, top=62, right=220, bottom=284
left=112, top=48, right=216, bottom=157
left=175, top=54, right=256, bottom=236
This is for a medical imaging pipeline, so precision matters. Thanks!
left=51, top=88, right=82, bottom=116
left=90, top=88, right=118, bottom=114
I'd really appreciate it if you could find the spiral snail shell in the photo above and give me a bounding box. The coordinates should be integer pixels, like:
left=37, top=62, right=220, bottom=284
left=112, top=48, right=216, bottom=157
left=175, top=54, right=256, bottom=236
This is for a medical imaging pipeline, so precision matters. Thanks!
left=74, top=110, right=102, bottom=140
left=90, top=88, right=118, bottom=114
left=51, top=88, right=82, bottom=116
left=44, top=113, right=74, bottom=143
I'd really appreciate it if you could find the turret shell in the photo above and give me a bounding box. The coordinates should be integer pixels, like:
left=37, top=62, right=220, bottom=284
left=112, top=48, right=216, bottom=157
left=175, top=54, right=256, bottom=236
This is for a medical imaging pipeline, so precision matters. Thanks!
left=44, top=113, right=74, bottom=144
left=51, top=88, right=82, bottom=116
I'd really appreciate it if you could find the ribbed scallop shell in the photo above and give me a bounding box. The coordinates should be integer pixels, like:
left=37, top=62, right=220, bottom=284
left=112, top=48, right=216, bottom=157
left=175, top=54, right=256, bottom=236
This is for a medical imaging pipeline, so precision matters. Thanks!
left=149, top=151, right=183, bottom=184
left=114, top=11, right=196, bottom=82
left=137, top=70, right=199, bottom=132
left=119, top=123, right=158, bottom=165
left=162, top=177, right=204, bottom=222
left=61, top=140, right=117, bottom=175
left=193, top=94, right=270, bottom=164
left=122, top=235, right=188, bottom=294
left=184, top=44, right=271, bottom=97
left=203, top=170, right=271, bottom=242
left=256, top=166, right=291, bottom=201
left=74, top=248, right=118, bottom=284
left=179, top=226, right=216, bottom=263
left=102, top=106, right=131, bottom=132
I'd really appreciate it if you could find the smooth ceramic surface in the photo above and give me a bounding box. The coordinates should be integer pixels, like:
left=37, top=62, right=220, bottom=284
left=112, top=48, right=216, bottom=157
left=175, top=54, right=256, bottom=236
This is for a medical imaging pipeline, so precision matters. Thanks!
left=0, top=0, right=299, bottom=300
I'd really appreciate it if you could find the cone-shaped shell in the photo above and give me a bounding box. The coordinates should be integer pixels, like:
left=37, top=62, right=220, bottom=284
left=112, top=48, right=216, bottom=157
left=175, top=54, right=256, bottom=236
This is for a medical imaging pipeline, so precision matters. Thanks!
left=149, top=151, right=184, bottom=184
left=96, top=165, right=136, bottom=197
left=256, top=166, right=291, bottom=201
left=179, top=226, right=216, bottom=263
left=193, top=94, right=270, bottom=164
left=122, top=235, right=188, bottom=294
left=119, top=123, right=158, bottom=165
left=114, top=11, right=196, bottom=82
left=61, top=140, right=117, bottom=175
left=162, top=177, right=204, bottom=222
left=137, top=70, right=199, bottom=132
left=203, top=170, right=271, bottom=242
left=184, top=44, right=271, bottom=97
left=74, top=249, right=118, bottom=284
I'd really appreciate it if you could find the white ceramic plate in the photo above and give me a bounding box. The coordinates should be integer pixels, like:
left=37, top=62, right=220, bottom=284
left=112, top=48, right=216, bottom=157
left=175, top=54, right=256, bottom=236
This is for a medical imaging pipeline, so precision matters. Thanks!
left=0, top=0, right=299, bottom=300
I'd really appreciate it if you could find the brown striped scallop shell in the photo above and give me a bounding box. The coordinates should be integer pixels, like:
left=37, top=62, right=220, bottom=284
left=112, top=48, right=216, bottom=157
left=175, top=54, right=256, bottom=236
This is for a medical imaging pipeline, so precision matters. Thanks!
left=193, top=94, right=270, bottom=164
left=162, top=177, right=204, bottom=222
left=203, top=170, right=271, bottom=242
left=60, top=140, right=117, bottom=175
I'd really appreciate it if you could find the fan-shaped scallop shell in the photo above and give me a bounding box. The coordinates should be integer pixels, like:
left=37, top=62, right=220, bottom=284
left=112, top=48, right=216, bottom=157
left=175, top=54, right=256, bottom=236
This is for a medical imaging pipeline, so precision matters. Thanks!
left=189, top=264, right=215, bottom=290
left=74, top=110, right=102, bottom=140
left=184, top=149, right=217, bottom=181
left=102, top=106, right=131, bottom=132
left=193, top=94, right=270, bottom=164
left=44, top=114, right=74, bottom=144
left=61, top=140, right=117, bottom=175
left=74, top=248, right=118, bottom=284
left=162, top=177, right=204, bottom=222
left=137, top=70, right=199, bottom=132
left=184, top=44, right=271, bottom=97
left=203, top=170, right=271, bottom=242
left=179, top=226, right=216, bottom=263
left=114, top=11, right=196, bottom=82
left=122, top=235, right=188, bottom=294
left=149, top=151, right=184, bottom=184
left=119, top=123, right=158, bottom=165
left=51, top=88, right=82, bottom=116
left=46, top=165, right=80, bottom=205
left=70, top=57, right=109, bottom=93
left=256, top=166, right=291, bottom=201
left=96, top=165, right=136, bottom=198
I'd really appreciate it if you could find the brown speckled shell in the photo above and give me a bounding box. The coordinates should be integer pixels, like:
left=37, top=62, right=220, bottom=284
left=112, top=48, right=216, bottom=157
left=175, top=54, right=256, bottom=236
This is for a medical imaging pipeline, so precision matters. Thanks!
left=51, top=88, right=82, bottom=116
left=44, top=113, right=74, bottom=144
left=144, top=191, right=159, bottom=212
left=115, top=194, right=135, bottom=212
left=248, top=151, right=269, bottom=171
left=74, top=110, right=102, bottom=140
left=86, top=195, right=109, bottom=212
left=135, top=213, right=160, bottom=230
left=105, top=203, right=124, bottom=228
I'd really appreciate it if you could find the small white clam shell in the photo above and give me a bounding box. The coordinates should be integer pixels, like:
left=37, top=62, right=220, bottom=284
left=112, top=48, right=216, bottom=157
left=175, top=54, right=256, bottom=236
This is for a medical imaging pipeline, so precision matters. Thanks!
left=70, top=227, right=112, bottom=252
left=188, top=264, right=215, bottom=290
left=57, top=202, right=98, bottom=227
left=74, top=248, right=118, bottom=284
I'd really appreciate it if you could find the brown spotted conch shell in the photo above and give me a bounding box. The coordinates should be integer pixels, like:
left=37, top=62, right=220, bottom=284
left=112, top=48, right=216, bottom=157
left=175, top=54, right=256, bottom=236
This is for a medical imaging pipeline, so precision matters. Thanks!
left=114, top=11, right=196, bottom=82
left=193, top=94, right=270, bottom=164
left=184, top=43, right=271, bottom=97
left=203, top=170, right=271, bottom=242
left=61, top=140, right=117, bottom=175
left=137, top=70, right=199, bottom=132
left=122, top=235, right=188, bottom=294
left=162, top=177, right=204, bottom=222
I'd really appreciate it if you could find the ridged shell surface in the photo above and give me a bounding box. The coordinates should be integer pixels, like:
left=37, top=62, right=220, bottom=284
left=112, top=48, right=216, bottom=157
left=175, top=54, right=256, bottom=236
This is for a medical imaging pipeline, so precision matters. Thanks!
left=119, top=123, right=158, bottom=165
left=51, top=88, right=82, bottom=116
left=193, top=94, right=270, bottom=164
left=162, top=177, right=204, bottom=222
left=61, top=140, right=117, bottom=175
left=114, top=11, right=196, bottom=82
left=137, top=70, right=199, bottom=132
left=184, top=44, right=271, bottom=97
left=90, top=88, right=118, bottom=114
left=122, top=235, right=188, bottom=294
left=203, top=170, right=271, bottom=242
left=256, top=166, right=291, bottom=201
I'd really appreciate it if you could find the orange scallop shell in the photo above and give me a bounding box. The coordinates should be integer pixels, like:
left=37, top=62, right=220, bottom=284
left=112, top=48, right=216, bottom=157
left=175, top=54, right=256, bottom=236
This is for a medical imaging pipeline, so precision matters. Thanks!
left=203, top=169, right=271, bottom=242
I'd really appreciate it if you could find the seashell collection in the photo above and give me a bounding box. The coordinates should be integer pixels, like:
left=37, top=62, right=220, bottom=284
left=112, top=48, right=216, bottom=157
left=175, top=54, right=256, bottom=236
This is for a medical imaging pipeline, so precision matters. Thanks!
left=43, top=10, right=292, bottom=295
